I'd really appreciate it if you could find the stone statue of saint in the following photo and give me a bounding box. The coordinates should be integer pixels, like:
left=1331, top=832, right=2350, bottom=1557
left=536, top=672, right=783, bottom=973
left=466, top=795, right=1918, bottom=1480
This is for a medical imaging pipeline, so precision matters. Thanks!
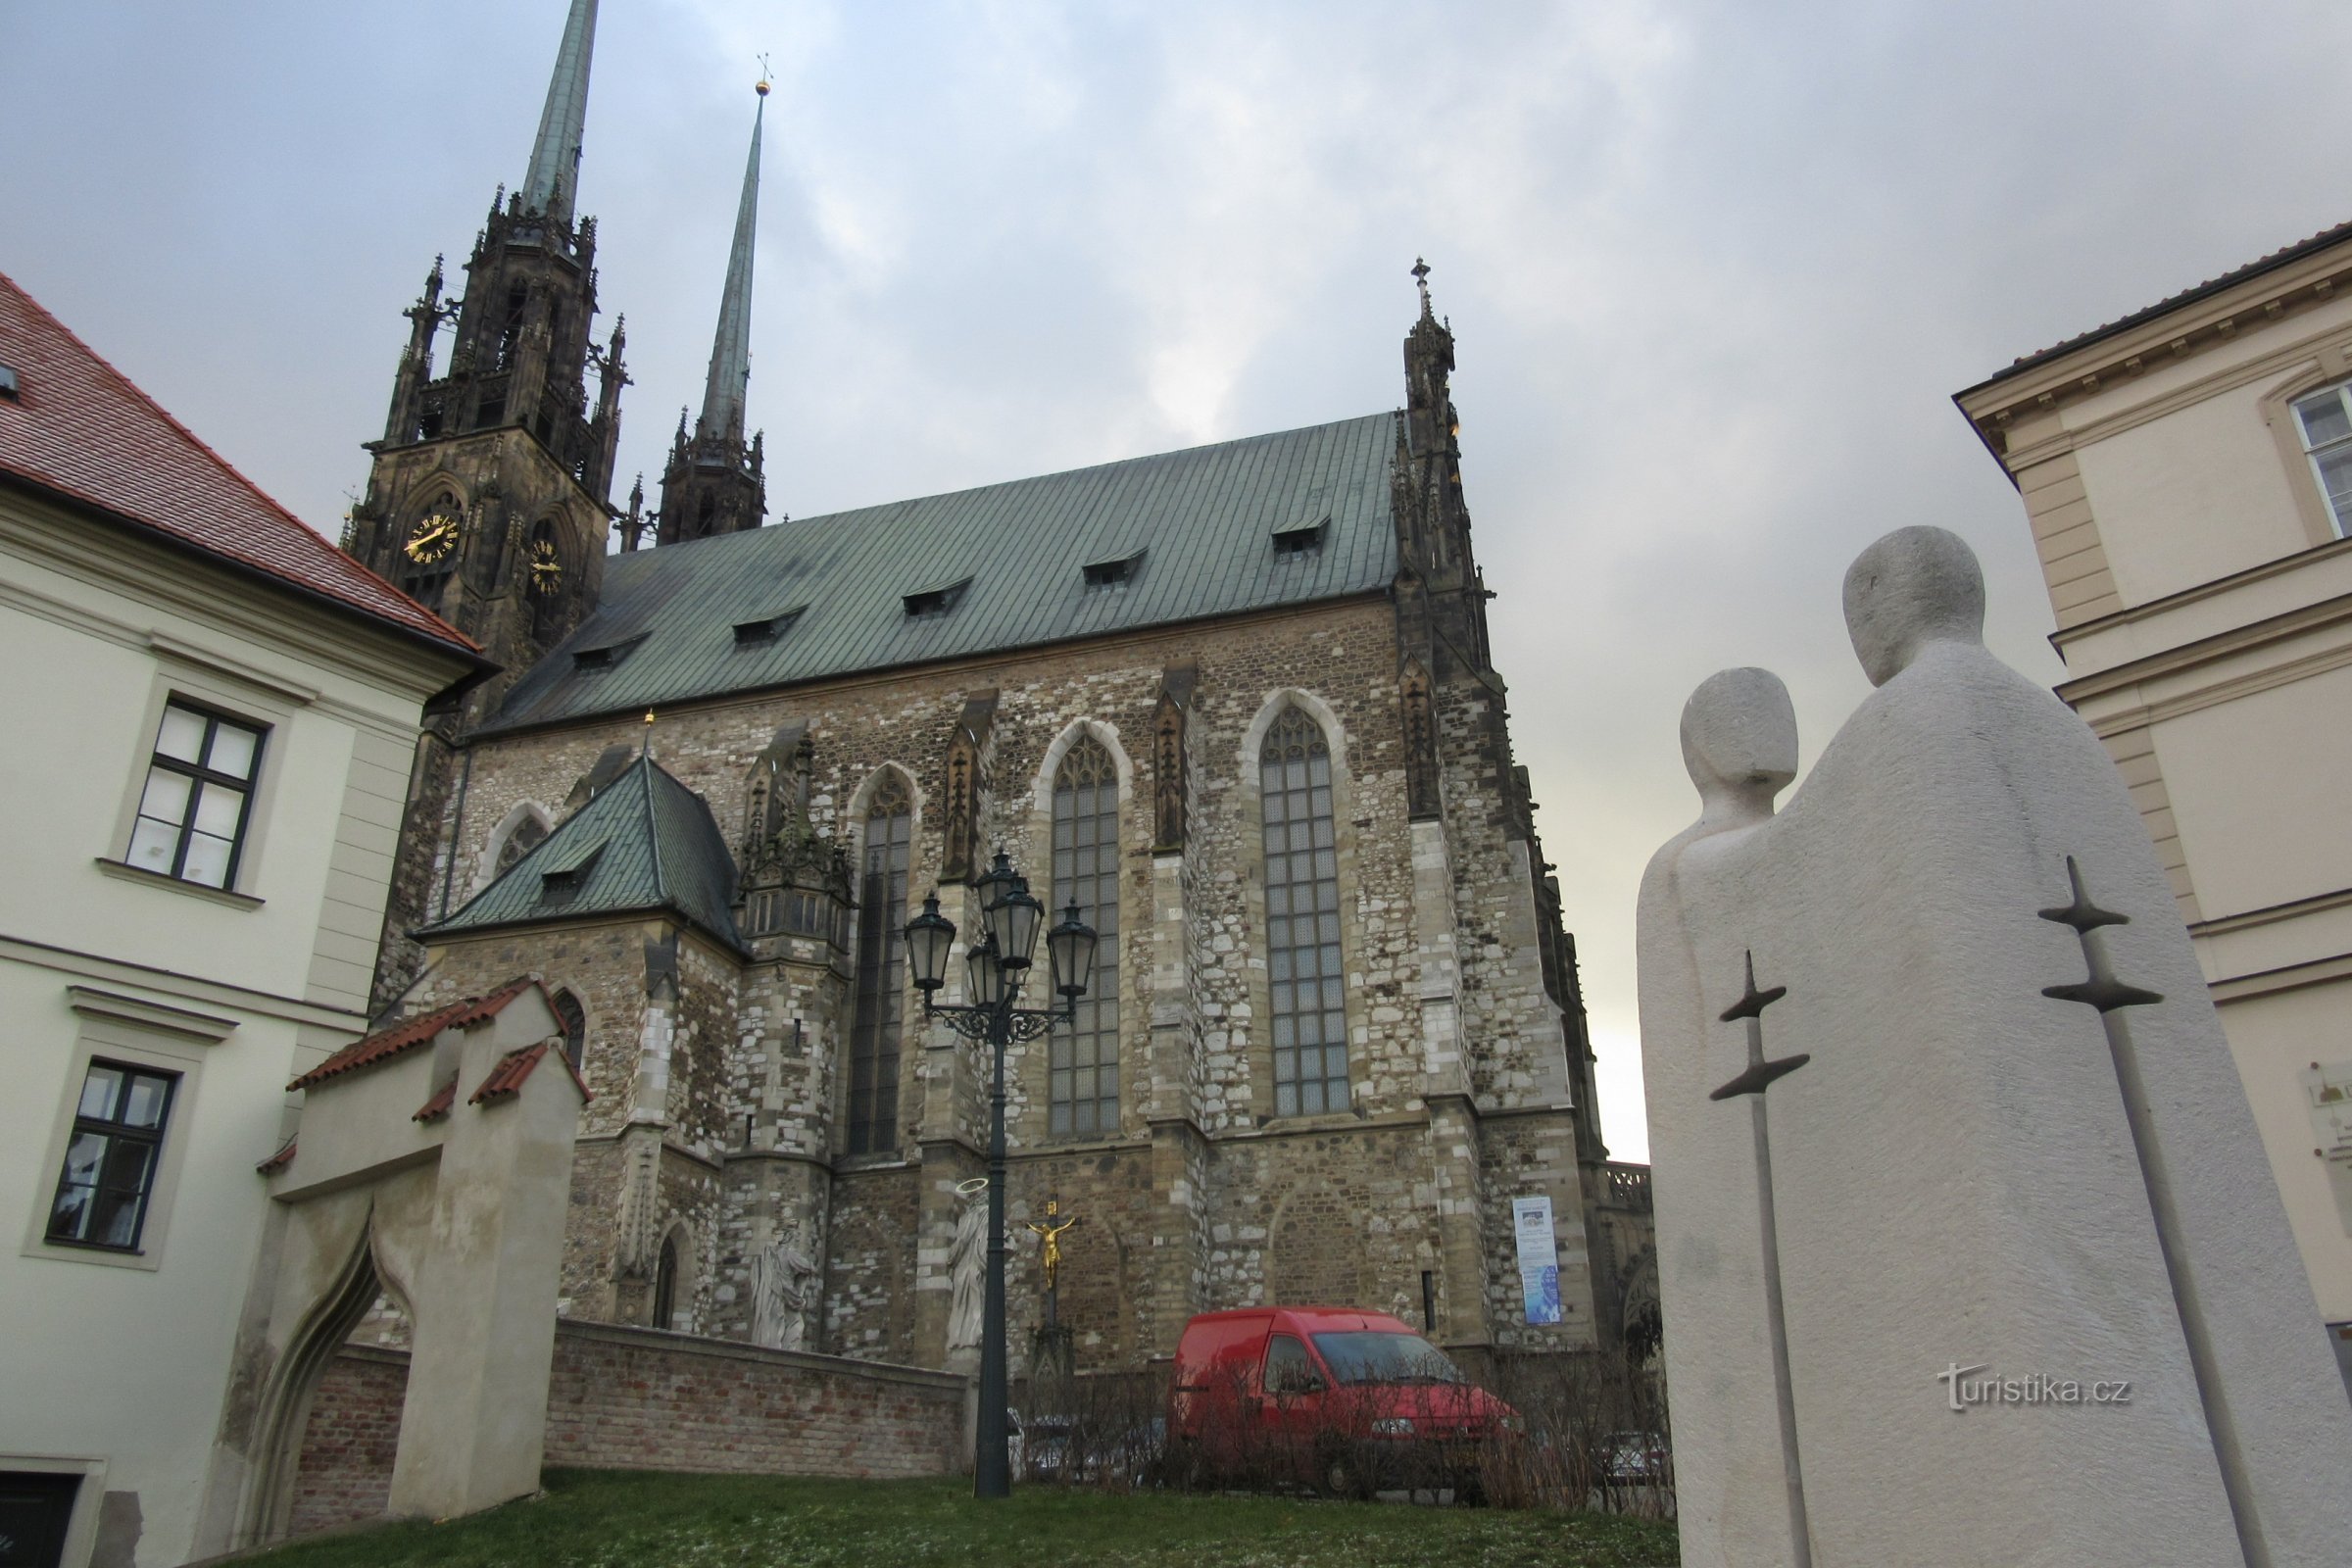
left=947, top=1184, right=987, bottom=1352
left=751, top=1225, right=819, bottom=1351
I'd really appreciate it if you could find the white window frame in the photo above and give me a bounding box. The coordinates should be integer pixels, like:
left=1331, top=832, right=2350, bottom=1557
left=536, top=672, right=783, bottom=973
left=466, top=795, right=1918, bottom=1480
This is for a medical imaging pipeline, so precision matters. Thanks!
left=2290, top=379, right=2352, bottom=539
left=20, top=988, right=235, bottom=1272
left=99, top=648, right=305, bottom=906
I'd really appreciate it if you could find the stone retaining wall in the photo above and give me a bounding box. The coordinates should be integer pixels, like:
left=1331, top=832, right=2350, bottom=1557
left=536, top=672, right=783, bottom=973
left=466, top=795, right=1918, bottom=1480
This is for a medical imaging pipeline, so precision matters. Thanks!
left=289, top=1320, right=966, bottom=1536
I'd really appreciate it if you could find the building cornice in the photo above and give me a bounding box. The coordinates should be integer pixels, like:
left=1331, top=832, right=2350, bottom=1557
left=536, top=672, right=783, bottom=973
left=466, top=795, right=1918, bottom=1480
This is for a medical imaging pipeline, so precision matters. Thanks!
left=1956, top=232, right=2352, bottom=472
left=0, top=483, right=483, bottom=721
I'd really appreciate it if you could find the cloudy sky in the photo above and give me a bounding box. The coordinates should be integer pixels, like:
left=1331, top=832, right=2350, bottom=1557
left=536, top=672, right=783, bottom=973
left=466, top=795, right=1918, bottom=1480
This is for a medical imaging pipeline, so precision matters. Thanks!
left=8, top=0, right=2348, bottom=1159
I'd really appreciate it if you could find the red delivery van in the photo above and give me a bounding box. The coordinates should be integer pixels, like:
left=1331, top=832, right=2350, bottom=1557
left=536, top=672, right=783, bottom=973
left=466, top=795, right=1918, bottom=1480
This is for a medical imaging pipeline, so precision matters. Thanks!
left=1166, top=1306, right=1521, bottom=1497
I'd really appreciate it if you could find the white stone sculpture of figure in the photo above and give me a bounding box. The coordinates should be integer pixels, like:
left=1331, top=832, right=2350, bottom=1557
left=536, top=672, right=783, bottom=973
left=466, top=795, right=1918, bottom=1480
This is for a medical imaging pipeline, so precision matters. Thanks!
left=1639, top=526, right=2352, bottom=1568
left=752, top=1226, right=819, bottom=1351
left=947, top=1185, right=987, bottom=1355
left=1636, top=667, right=1804, bottom=1568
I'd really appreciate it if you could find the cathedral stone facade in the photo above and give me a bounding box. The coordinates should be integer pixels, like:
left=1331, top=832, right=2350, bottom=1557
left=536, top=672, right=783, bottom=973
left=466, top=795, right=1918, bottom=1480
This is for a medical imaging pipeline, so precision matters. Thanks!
left=343, top=0, right=1629, bottom=1380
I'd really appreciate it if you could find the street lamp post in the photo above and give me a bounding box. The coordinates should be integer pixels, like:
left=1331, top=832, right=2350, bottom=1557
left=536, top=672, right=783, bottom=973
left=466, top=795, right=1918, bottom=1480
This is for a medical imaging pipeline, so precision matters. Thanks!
left=903, top=849, right=1098, bottom=1499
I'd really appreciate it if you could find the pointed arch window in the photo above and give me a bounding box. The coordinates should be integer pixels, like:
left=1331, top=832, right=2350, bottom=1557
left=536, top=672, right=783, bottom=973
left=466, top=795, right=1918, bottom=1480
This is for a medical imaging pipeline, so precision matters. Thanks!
left=848, top=771, right=913, bottom=1154
left=653, top=1235, right=679, bottom=1331
left=496, top=813, right=549, bottom=876
left=550, top=988, right=586, bottom=1072
left=1261, top=707, right=1348, bottom=1116
left=1050, top=735, right=1120, bottom=1136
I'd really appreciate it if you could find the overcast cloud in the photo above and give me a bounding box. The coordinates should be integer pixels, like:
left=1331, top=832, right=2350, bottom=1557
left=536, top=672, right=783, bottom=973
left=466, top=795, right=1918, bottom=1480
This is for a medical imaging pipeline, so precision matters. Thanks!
left=8, top=0, right=2348, bottom=1160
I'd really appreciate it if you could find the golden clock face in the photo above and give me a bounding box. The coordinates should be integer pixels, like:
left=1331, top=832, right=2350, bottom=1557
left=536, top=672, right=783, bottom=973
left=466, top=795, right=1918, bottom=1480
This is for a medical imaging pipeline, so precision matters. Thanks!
left=528, top=539, right=564, bottom=593
left=404, top=511, right=462, bottom=564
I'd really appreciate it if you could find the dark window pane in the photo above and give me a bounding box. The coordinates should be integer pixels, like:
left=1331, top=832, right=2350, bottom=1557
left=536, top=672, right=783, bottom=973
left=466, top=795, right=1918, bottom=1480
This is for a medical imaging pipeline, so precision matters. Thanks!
left=1050, top=735, right=1121, bottom=1135
left=1261, top=707, right=1347, bottom=1116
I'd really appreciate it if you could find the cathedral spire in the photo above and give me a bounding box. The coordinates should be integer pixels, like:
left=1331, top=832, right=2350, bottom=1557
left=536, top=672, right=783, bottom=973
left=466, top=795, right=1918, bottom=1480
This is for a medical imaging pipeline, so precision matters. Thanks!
left=697, top=80, right=767, bottom=447
left=521, top=0, right=600, bottom=224
left=654, top=75, right=771, bottom=548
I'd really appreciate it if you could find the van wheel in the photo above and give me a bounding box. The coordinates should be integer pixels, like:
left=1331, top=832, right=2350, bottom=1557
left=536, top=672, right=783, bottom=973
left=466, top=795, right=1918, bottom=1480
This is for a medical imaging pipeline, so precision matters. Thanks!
left=1317, top=1443, right=1371, bottom=1501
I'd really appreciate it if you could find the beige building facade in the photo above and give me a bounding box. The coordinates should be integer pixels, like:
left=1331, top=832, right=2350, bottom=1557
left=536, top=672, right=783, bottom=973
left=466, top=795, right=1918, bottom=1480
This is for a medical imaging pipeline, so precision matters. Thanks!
left=0, top=273, right=481, bottom=1566
left=1956, top=217, right=2352, bottom=1388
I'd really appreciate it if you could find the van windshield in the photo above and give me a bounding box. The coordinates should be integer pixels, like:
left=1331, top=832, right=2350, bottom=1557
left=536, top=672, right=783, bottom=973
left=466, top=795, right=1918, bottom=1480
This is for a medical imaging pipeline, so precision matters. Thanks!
left=1309, top=1331, right=1464, bottom=1385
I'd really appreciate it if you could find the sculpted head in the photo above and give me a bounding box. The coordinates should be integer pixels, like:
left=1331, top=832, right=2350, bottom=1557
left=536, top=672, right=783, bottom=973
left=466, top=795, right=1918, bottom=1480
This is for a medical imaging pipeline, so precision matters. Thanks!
left=1680, top=666, right=1798, bottom=821
left=1842, top=525, right=1986, bottom=686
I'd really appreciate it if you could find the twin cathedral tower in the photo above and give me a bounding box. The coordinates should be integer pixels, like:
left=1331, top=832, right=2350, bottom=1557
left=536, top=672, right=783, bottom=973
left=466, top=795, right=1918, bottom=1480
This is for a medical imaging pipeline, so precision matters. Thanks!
left=345, top=0, right=767, bottom=723
left=331, top=0, right=1636, bottom=1372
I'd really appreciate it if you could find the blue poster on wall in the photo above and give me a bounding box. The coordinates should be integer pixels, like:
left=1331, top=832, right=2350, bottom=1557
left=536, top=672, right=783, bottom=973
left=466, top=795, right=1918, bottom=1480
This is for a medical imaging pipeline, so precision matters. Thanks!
left=1512, top=1196, right=1563, bottom=1326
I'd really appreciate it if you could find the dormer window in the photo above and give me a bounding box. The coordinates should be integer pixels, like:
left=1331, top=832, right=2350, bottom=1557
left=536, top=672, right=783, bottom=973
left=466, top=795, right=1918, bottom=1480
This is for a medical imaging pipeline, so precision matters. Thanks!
left=0, top=362, right=20, bottom=399
left=571, top=633, right=646, bottom=672
left=733, top=608, right=806, bottom=647
left=1272, top=518, right=1329, bottom=558
left=903, top=578, right=971, bottom=620
left=1083, top=551, right=1146, bottom=589
left=536, top=834, right=608, bottom=903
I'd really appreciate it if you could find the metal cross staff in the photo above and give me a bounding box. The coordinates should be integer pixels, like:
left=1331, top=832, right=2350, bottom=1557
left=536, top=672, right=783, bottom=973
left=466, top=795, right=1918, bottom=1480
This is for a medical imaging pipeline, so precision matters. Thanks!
left=1709, top=950, right=1815, bottom=1568
left=2038, top=856, right=2264, bottom=1568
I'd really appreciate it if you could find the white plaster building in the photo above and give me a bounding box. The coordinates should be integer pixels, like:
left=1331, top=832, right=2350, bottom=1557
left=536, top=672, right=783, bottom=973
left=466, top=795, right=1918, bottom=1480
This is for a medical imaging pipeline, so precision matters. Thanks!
left=1956, top=217, right=2352, bottom=1393
left=0, top=272, right=481, bottom=1567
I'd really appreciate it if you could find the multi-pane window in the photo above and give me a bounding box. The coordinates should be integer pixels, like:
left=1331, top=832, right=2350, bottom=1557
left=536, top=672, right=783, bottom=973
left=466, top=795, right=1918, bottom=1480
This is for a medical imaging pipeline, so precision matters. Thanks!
left=1261, top=707, right=1348, bottom=1116
left=1050, top=735, right=1120, bottom=1136
left=2292, top=383, right=2352, bottom=537
left=47, top=1060, right=176, bottom=1251
left=126, top=701, right=265, bottom=890
left=848, top=772, right=913, bottom=1153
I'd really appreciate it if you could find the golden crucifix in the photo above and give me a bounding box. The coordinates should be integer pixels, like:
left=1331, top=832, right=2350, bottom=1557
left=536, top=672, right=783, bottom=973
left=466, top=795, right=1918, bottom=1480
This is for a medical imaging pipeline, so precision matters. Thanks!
left=1026, top=1200, right=1083, bottom=1294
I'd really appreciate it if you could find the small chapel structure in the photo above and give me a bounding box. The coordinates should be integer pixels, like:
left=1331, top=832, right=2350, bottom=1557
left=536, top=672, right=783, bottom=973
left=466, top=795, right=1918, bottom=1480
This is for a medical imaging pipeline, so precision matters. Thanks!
left=329, top=0, right=1639, bottom=1381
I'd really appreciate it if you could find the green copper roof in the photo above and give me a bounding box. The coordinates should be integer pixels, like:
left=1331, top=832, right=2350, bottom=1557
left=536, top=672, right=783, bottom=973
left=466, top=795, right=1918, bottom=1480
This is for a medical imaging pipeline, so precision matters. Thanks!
left=417, top=753, right=744, bottom=952
left=484, top=411, right=1401, bottom=732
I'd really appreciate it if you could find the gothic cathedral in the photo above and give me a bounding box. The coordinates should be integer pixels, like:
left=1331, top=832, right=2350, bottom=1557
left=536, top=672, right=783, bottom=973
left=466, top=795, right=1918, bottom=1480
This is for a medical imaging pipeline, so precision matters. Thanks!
left=347, top=0, right=1650, bottom=1379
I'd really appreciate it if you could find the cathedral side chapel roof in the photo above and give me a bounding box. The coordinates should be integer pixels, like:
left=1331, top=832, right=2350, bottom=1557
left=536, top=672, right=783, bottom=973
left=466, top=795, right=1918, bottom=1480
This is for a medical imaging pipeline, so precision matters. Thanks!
left=483, top=411, right=1402, bottom=732
left=418, top=751, right=745, bottom=952
left=288, top=977, right=542, bottom=1092
left=0, top=272, right=479, bottom=659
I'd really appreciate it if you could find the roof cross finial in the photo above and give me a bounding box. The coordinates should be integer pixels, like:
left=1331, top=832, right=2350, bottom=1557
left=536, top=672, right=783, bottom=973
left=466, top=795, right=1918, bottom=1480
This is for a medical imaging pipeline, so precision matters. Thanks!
left=1411, top=257, right=1433, bottom=317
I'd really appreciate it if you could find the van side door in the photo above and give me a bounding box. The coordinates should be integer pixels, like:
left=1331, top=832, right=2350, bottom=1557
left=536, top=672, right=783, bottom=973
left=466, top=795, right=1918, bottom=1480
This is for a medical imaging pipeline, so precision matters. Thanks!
left=1261, top=1333, right=1328, bottom=1478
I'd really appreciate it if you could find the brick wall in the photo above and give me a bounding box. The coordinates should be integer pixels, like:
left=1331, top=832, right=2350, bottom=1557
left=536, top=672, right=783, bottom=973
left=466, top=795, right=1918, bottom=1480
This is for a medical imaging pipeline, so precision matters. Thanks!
left=290, top=1320, right=965, bottom=1525
left=288, top=1346, right=407, bottom=1536
left=544, top=1320, right=963, bottom=1476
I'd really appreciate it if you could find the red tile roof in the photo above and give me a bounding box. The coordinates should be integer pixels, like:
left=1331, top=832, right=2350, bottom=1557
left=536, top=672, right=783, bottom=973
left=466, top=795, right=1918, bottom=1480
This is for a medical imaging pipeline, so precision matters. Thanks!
left=288, top=978, right=540, bottom=1091
left=468, top=1038, right=592, bottom=1105
left=0, top=271, right=479, bottom=658
left=256, top=1138, right=297, bottom=1176
left=413, top=1072, right=460, bottom=1123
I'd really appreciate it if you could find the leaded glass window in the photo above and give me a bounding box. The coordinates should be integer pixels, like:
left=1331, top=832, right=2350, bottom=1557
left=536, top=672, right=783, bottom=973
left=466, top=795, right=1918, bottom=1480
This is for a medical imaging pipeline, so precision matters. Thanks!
left=47, top=1060, right=176, bottom=1250
left=126, top=700, right=265, bottom=890
left=1261, top=708, right=1348, bottom=1116
left=496, top=813, right=549, bottom=875
left=1050, top=735, right=1120, bottom=1136
left=848, top=771, right=913, bottom=1153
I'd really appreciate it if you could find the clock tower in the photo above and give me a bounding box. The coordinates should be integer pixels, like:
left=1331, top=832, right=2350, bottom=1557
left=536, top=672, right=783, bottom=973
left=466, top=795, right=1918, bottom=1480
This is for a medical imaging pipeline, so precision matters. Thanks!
left=344, top=0, right=624, bottom=719
left=348, top=0, right=625, bottom=1008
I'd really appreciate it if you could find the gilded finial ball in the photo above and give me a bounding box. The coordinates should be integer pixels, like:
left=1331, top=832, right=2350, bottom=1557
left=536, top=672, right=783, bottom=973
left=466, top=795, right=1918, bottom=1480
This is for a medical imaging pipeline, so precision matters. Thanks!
left=644, top=710, right=657, bottom=725
left=756, top=79, right=770, bottom=96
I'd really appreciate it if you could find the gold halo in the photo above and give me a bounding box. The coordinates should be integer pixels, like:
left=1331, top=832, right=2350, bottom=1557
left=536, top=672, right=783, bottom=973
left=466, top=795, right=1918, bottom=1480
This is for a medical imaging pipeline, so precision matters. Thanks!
left=955, top=1177, right=990, bottom=1197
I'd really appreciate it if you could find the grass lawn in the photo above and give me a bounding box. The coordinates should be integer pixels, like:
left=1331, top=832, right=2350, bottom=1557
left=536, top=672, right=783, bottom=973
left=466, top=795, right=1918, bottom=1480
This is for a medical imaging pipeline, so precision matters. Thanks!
left=244, top=1470, right=1680, bottom=1568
